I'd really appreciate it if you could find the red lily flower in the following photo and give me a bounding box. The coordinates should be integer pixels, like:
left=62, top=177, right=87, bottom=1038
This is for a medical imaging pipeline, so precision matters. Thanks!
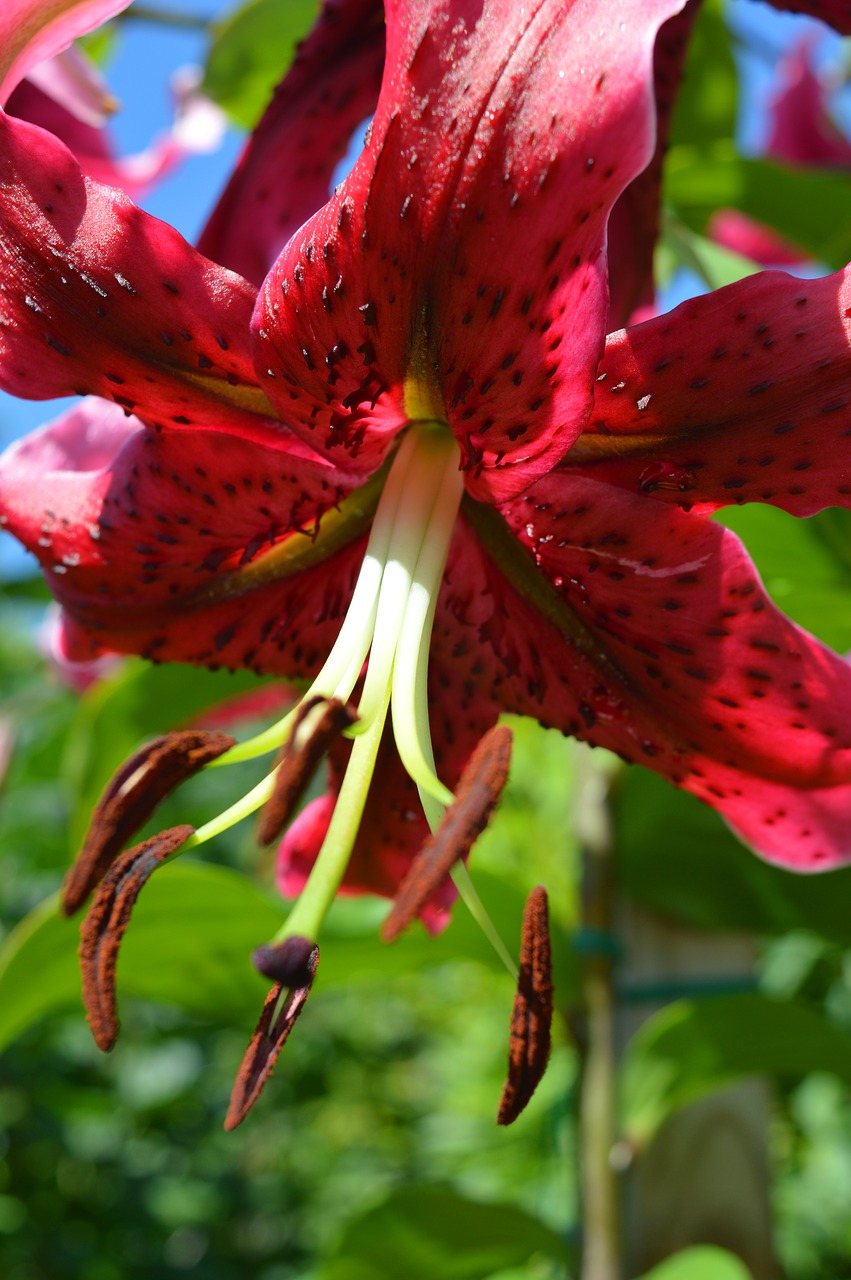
left=4, top=0, right=851, bottom=1119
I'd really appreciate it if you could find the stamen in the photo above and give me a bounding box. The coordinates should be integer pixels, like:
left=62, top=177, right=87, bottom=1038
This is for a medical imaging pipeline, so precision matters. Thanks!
left=63, top=730, right=234, bottom=915
left=497, top=885, right=553, bottom=1126
left=225, top=940, right=320, bottom=1131
left=381, top=725, right=513, bottom=942
left=213, top=429, right=422, bottom=767
left=256, top=698, right=357, bottom=846
left=79, top=824, right=194, bottom=1051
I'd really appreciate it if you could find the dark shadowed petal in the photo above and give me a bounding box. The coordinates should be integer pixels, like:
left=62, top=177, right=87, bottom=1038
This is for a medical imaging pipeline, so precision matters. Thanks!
left=450, top=485, right=851, bottom=870
left=571, top=267, right=851, bottom=516
left=198, top=0, right=385, bottom=286
left=253, top=0, right=684, bottom=496
left=605, top=2, right=698, bottom=330
left=0, top=398, right=369, bottom=672
left=764, top=0, right=851, bottom=36
left=0, top=113, right=307, bottom=448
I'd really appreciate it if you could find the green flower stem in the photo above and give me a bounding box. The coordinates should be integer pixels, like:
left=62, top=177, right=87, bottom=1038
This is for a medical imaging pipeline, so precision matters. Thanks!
left=275, top=683, right=391, bottom=943
left=182, top=769, right=278, bottom=849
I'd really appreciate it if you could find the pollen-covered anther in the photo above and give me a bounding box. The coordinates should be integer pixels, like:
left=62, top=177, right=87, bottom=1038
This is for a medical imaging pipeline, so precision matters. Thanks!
left=225, top=941, right=320, bottom=1131
left=79, top=824, right=194, bottom=1053
left=256, top=698, right=357, bottom=847
left=497, top=885, right=553, bottom=1126
left=381, top=724, right=513, bottom=942
left=63, top=729, right=235, bottom=915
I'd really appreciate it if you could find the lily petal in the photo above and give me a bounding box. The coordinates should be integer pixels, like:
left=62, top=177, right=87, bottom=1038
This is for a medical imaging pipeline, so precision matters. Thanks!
left=0, top=113, right=301, bottom=448
left=198, top=0, right=385, bottom=286
left=0, top=398, right=362, bottom=670
left=253, top=0, right=684, bottom=497
left=570, top=266, right=851, bottom=516
left=0, top=0, right=130, bottom=105
left=461, top=476, right=851, bottom=869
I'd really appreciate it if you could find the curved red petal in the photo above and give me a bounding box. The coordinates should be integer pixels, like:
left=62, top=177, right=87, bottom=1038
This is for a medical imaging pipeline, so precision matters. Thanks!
left=764, top=0, right=851, bottom=37
left=571, top=266, right=851, bottom=515
left=253, top=0, right=683, bottom=494
left=0, top=398, right=367, bottom=674
left=456, top=478, right=851, bottom=869
left=198, top=0, right=385, bottom=286
left=0, top=0, right=129, bottom=103
left=0, top=113, right=301, bottom=448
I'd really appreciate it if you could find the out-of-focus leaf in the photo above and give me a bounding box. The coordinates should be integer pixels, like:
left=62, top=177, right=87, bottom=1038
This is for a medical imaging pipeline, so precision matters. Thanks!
left=203, top=0, right=318, bottom=128
left=666, top=143, right=851, bottom=269
left=0, top=862, right=577, bottom=1051
left=670, top=0, right=737, bottom=149
left=809, top=507, right=851, bottom=578
left=638, top=1247, right=751, bottom=1280
left=717, top=503, right=851, bottom=652
left=0, top=864, right=282, bottom=1051
left=621, top=993, right=851, bottom=1146
left=320, top=870, right=578, bottom=1000
left=318, top=1184, right=570, bottom=1280
left=660, top=215, right=759, bottom=290
left=614, top=770, right=851, bottom=945
left=65, top=659, right=273, bottom=852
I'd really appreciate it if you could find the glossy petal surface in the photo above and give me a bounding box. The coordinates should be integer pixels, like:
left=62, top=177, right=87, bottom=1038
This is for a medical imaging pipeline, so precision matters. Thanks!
left=0, top=0, right=129, bottom=103
left=571, top=267, right=851, bottom=515
left=254, top=0, right=682, bottom=497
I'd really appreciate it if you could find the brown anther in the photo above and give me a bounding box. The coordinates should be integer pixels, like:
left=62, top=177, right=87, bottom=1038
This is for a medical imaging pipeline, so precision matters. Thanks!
left=225, top=943, right=320, bottom=1131
left=381, top=724, right=512, bottom=942
left=256, top=698, right=357, bottom=846
left=63, top=730, right=235, bottom=915
left=79, top=824, right=193, bottom=1052
left=497, top=885, right=553, bottom=1125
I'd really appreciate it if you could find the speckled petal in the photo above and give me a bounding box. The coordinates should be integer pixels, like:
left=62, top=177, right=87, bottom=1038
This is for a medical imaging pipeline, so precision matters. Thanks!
left=253, top=0, right=684, bottom=496
left=570, top=267, right=851, bottom=515
left=0, top=397, right=367, bottom=673
left=462, top=476, right=851, bottom=869
left=0, top=113, right=302, bottom=449
left=198, top=0, right=385, bottom=286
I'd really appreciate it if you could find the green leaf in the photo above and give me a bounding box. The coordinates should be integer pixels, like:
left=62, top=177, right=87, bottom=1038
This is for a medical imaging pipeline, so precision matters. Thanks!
left=716, top=503, right=851, bottom=652
left=669, top=0, right=737, bottom=150
left=65, top=659, right=272, bottom=853
left=0, top=863, right=282, bottom=1052
left=660, top=215, right=759, bottom=291
left=638, top=1246, right=751, bottom=1280
left=203, top=0, right=319, bottom=128
left=614, top=769, right=851, bottom=946
left=318, top=1184, right=570, bottom=1280
left=621, top=993, right=851, bottom=1145
left=665, top=143, right=851, bottom=270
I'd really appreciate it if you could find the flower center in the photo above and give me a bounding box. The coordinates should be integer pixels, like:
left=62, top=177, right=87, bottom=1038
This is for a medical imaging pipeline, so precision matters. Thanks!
left=185, top=421, right=466, bottom=941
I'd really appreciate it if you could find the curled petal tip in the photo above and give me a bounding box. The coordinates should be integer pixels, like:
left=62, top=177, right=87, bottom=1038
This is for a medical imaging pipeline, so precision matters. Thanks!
left=381, top=724, right=513, bottom=942
left=497, top=885, right=553, bottom=1126
left=79, top=823, right=194, bottom=1052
